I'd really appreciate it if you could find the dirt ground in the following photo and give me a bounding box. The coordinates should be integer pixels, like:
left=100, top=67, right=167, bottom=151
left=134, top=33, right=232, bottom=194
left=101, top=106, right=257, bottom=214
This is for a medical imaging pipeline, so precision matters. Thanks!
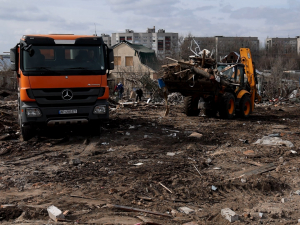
left=1, top=95, right=300, bottom=225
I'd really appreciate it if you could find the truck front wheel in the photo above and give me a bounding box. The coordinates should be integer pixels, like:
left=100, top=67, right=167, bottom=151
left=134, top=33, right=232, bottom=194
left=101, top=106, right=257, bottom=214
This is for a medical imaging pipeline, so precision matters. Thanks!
left=219, top=93, right=235, bottom=119
left=184, top=96, right=200, bottom=116
left=18, top=100, right=33, bottom=141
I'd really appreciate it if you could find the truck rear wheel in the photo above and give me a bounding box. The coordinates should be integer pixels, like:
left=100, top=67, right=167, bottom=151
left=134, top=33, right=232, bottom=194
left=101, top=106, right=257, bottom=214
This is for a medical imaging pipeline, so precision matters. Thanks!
left=219, top=93, right=235, bottom=119
left=238, top=95, right=251, bottom=118
left=184, top=96, right=200, bottom=116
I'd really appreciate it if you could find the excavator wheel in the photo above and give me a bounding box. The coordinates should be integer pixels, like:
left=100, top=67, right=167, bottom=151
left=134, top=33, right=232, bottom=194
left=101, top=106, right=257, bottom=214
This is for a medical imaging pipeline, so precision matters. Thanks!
left=238, top=95, right=251, bottom=118
left=219, top=92, right=235, bottom=119
left=184, top=96, right=200, bottom=116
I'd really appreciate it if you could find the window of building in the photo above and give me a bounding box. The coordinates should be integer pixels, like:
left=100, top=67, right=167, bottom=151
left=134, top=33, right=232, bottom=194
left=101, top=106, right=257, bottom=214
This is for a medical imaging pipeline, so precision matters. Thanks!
left=158, top=40, right=164, bottom=50
left=125, top=56, right=133, bottom=66
left=127, top=36, right=132, bottom=41
left=120, top=36, right=125, bottom=42
left=165, top=36, right=171, bottom=50
left=114, top=56, right=121, bottom=66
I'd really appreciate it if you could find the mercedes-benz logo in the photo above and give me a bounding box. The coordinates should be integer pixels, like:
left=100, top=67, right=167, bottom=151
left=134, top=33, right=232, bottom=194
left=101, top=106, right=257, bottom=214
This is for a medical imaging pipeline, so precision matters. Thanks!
left=62, top=89, right=73, bottom=100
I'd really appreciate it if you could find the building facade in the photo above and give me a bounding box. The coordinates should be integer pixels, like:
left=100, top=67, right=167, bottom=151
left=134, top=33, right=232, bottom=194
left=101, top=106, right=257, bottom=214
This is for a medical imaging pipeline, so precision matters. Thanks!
left=112, top=26, right=178, bottom=59
left=266, top=37, right=298, bottom=55
left=109, top=41, right=159, bottom=96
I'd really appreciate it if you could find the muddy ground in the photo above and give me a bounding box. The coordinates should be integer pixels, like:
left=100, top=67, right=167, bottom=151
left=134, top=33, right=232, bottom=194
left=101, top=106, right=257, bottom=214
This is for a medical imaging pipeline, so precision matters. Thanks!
left=1, top=95, right=300, bottom=224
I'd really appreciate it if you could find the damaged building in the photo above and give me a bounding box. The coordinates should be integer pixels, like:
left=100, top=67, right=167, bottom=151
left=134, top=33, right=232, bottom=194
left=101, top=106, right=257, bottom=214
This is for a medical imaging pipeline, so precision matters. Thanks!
left=109, top=40, right=160, bottom=97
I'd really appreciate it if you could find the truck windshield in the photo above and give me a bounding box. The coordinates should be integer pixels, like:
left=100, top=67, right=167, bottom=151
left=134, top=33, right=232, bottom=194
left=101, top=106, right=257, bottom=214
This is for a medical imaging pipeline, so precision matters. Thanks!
left=22, top=45, right=105, bottom=75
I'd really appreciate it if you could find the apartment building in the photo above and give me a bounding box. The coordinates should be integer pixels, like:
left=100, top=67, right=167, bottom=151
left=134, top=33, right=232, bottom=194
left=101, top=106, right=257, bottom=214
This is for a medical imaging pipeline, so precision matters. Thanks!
left=266, top=37, right=298, bottom=54
left=192, top=36, right=259, bottom=60
left=111, top=26, right=178, bottom=58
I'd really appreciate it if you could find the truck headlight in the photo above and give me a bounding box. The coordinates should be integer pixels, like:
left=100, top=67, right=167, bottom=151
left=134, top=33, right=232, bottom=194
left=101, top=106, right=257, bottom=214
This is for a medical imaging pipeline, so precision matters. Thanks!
left=26, top=108, right=42, bottom=117
left=93, top=105, right=106, bottom=114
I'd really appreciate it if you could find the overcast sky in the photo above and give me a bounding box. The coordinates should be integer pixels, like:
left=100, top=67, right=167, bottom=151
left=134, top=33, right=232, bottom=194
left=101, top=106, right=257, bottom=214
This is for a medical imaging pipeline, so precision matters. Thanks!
left=0, top=0, right=299, bottom=53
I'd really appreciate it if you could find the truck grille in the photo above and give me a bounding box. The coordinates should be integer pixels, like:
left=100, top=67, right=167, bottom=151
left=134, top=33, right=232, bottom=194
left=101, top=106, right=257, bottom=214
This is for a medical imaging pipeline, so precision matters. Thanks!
left=32, top=87, right=105, bottom=107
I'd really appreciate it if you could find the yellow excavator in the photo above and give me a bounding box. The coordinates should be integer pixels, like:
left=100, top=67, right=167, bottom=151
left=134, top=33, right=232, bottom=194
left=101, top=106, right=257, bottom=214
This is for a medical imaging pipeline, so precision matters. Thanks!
left=160, top=48, right=261, bottom=118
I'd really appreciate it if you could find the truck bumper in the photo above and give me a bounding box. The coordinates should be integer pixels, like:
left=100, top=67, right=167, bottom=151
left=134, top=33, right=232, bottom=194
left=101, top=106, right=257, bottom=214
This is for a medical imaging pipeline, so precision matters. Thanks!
left=19, top=99, right=109, bottom=126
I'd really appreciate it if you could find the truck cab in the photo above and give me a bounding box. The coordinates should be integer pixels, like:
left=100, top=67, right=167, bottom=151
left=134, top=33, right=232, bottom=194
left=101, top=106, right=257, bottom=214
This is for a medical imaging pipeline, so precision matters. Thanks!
left=10, top=34, right=114, bottom=140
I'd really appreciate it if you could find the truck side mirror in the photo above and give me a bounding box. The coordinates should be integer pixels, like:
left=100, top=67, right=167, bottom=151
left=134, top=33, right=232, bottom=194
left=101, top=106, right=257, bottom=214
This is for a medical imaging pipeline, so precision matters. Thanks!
left=107, top=48, right=114, bottom=70
left=10, top=47, right=17, bottom=71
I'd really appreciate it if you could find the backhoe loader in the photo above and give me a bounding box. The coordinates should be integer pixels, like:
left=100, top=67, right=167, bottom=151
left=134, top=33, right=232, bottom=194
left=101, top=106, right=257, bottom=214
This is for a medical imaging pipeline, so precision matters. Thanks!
left=160, top=48, right=261, bottom=118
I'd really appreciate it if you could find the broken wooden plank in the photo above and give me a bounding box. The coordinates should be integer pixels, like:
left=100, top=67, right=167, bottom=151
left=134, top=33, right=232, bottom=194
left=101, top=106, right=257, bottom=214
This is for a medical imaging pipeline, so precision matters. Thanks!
left=107, top=204, right=172, bottom=218
left=231, top=163, right=276, bottom=180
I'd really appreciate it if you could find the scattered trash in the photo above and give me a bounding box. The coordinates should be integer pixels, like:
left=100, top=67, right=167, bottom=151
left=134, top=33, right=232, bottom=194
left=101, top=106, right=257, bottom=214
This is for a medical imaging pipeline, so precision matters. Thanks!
left=189, top=132, right=203, bottom=138
left=281, top=198, right=288, bottom=203
left=70, top=158, right=81, bottom=166
left=221, top=208, right=239, bottom=222
left=291, top=150, right=297, bottom=154
left=211, top=185, right=217, bottom=191
left=167, top=152, right=176, bottom=156
left=294, top=190, right=300, bottom=195
left=134, top=163, right=143, bottom=166
left=241, top=178, right=247, bottom=183
left=268, top=133, right=281, bottom=137
left=168, top=133, right=177, bottom=137
left=144, top=135, right=150, bottom=139
left=129, top=125, right=136, bottom=129
left=243, top=150, right=255, bottom=156
left=253, top=136, right=294, bottom=148
left=107, top=204, right=172, bottom=217
left=213, top=167, right=221, bottom=170
left=101, top=142, right=109, bottom=145
left=239, top=139, right=249, bottom=144
left=259, top=212, right=263, bottom=218
left=125, top=132, right=130, bottom=136
left=47, top=205, right=65, bottom=222
left=206, top=158, right=212, bottom=164
left=107, top=148, right=115, bottom=152
left=178, top=206, right=195, bottom=215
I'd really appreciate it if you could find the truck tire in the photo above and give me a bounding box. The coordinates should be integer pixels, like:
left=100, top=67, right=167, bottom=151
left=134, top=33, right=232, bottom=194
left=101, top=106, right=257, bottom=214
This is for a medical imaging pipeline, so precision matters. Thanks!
left=18, top=100, right=33, bottom=141
left=219, top=92, right=235, bottom=119
left=184, top=96, right=200, bottom=116
left=237, top=95, right=251, bottom=118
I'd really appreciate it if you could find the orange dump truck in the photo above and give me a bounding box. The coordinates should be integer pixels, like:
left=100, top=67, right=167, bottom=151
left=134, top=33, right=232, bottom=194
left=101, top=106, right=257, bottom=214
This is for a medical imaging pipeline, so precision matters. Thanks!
left=10, top=34, right=114, bottom=140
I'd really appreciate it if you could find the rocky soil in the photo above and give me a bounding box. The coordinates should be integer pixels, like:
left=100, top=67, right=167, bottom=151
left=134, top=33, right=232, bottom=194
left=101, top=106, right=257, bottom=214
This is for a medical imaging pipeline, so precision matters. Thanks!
left=0, top=96, right=300, bottom=224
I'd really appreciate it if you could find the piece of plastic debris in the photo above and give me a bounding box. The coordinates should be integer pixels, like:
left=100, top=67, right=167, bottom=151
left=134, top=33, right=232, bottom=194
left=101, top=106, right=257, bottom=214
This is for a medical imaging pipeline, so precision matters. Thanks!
left=268, top=133, right=281, bottom=137
left=291, top=150, right=297, bottom=154
left=253, top=136, right=294, bottom=148
left=101, top=142, right=109, bottom=145
left=134, top=163, right=143, bottom=166
left=189, top=132, right=203, bottom=138
left=259, top=212, right=263, bottom=218
left=213, top=167, right=221, bottom=170
left=107, top=148, right=115, bottom=152
left=129, top=126, right=135, bottom=129
left=294, top=190, right=300, bottom=195
left=125, top=132, right=130, bottom=136
left=167, top=152, right=176, bottom=156
left=211, top=185, right=217, bottom=191
left=178, top=207, right=195, bottom=215
left=241, top=178, right=247, bottom=183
